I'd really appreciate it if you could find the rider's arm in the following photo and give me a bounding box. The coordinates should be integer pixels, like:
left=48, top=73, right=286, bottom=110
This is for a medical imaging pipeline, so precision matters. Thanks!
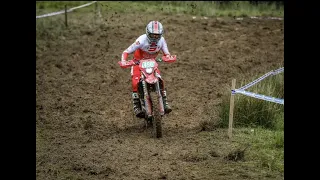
left=121, top=37, right=143, bottom=61
left=161, top=37, right=170, bottom=56
left=159, top=37, right=176, bottom=63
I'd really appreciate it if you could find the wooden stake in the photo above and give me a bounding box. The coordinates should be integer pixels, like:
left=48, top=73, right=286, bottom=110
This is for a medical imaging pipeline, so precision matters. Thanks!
left=65, top=5, right=68, bottom=27
left=94, top=2, right=102, bottom=23
left=97, top=2, right=102, bottom=18
left=95, top=2, right=98, bottom=20
left=228, top=79, right=236, bottom=139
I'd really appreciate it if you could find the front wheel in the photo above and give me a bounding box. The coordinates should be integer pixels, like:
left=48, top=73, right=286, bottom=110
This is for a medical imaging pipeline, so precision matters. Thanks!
left=150, top=91, right=162, bottom=138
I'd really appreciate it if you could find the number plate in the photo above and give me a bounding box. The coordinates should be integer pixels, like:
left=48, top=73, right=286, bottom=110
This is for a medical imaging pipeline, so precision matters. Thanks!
left=141, top=61, right=155, bottom=69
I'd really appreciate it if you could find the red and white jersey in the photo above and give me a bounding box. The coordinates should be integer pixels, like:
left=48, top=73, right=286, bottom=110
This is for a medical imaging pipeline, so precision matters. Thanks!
left=121, top=34, right=170, bottom=61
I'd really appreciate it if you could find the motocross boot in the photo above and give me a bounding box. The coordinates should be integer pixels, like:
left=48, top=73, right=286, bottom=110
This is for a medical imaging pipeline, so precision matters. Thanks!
left=132, top=92, right=144, bottom=118
left=162, top=90, right=172, bottom=114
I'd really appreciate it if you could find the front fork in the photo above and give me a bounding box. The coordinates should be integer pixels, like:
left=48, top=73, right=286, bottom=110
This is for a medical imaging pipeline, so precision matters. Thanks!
left=155, top=81, right=165, bottom=116
left=141, top=80, right=165, bottom=117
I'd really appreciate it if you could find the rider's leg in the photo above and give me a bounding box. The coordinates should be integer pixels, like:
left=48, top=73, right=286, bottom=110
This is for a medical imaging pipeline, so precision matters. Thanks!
left=156, top=69, right=172, bottom=114
left=132, top=65, right=144, bottom=118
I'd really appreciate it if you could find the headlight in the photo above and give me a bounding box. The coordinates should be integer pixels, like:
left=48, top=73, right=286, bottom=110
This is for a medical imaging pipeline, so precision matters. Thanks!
left=146, top=68, right=153, bottom=74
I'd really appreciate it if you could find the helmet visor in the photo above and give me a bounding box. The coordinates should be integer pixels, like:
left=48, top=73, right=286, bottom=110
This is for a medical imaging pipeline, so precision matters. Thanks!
left=149, top=33, right=161, bottom=40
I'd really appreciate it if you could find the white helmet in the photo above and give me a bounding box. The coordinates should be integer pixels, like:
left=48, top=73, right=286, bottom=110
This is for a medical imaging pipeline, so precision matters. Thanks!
left=146, top=21, right=164, bottom=43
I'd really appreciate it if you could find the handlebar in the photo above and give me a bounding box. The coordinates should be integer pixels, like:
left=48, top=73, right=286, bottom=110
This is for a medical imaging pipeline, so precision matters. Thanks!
left=118, top=55, right=176, bottom=69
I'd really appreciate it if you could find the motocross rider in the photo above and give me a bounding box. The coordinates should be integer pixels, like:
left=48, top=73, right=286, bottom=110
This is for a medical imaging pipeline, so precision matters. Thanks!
left=120, top=21, right=175, bottom=118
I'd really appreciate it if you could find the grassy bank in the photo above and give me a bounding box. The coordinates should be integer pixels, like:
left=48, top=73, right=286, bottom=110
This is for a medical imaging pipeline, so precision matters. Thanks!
left=36, top=1, right=284, bottom=17
left=218, top=70, right=284, bottom=130
left=230, top=127, right=284, bottom=173
left=36, top=1, right=283, bottom=40
left=209, top=68, right=284, bottom=173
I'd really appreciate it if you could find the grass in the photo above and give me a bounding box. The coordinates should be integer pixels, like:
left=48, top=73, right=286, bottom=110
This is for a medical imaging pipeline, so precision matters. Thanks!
left=98, top=1, right=284, bottom=17
left=197, top=125, right=284, bottom=173
left=36, top=1, right=283, bottom=43
left=36, top=1, right=92, bottom=12
left=232, top=127, right=284, bottom=173
left=35, top=1, right=284, bottom=45
left=36, top=1, right=99, bottom=51
left=36, top=1, right=283, bottom=18
left=217, top=70, right=284, bottom=130
left=203, top=68, right=284, bottom=173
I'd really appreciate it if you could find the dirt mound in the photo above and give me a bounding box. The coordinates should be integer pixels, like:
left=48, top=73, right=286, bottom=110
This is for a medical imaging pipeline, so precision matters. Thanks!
left=36, top=12, right=283, bottom=179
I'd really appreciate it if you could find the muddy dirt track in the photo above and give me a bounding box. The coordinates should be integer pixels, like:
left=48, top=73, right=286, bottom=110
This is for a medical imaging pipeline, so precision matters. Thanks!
left=36, top=12, right=284, bottom=180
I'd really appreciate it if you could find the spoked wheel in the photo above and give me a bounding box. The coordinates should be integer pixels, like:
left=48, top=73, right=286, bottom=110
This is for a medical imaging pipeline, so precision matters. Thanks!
left=149, top=91, right=162, bottom=138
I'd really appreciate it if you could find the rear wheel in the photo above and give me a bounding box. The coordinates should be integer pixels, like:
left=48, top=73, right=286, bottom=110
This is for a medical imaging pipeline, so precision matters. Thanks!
left=150, top=91, right=162, bottom=138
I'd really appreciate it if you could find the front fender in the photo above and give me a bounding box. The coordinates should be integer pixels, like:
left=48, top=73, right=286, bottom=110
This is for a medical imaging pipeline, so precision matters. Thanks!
left=145, top=73, right=159, bottom=84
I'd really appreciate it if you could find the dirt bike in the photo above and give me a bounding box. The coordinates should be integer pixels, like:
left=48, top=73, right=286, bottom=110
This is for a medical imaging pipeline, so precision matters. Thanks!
left=118, top=55, right=176, bottom=138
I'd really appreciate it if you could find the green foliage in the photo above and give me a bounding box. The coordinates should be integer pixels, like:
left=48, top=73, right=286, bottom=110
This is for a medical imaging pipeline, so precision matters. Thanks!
left=36, top=1, right=91, bottom=10
left=234, top=127, right=284, bottom=173
left=36, top=16, right=66, bottom=40
left=218, top=71, right=284, bottom=130
left=37, top=1, right=283, bottom=18
left=36, top=1, right=97, bottom=41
